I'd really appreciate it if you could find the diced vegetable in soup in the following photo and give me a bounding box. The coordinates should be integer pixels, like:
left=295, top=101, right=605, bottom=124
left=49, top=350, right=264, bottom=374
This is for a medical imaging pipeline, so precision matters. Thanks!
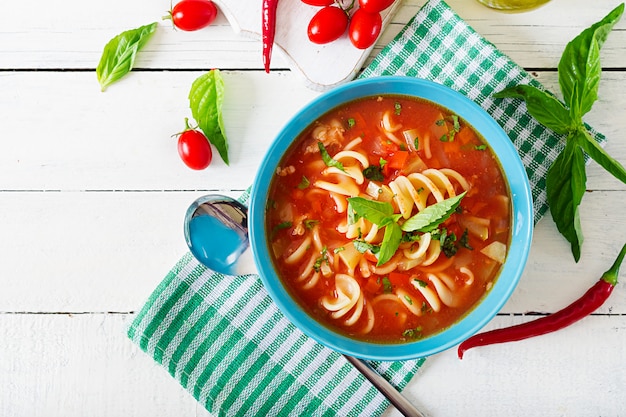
left=266, top=95, right=512, bottom=343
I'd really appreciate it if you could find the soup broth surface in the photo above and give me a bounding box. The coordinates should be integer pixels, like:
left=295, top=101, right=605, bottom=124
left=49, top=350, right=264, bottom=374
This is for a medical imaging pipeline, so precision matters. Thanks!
left=266, top=95, right=511, bottom=343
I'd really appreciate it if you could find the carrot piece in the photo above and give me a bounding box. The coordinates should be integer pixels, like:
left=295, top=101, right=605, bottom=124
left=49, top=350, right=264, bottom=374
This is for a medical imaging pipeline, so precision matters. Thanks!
left=388, top=271, right=411, bottom=286
left=364, top=251, right=379, bottom=263
left=364, top=276, right=382, bottom=294
left=387, top=151, right=409, bottom=169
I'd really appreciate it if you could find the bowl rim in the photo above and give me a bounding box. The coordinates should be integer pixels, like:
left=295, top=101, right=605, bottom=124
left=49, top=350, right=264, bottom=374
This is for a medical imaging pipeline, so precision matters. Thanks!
left=249, top=76, right=534, bottom=361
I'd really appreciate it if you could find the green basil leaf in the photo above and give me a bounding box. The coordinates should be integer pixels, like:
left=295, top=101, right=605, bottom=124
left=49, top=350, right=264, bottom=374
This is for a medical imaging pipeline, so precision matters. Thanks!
left=377, top=222, right=403, bottom=266
left=546, top=134, right=588, bottom=262
left=318, top=142, right=345, bottom=172
left=493, top=85, right=573, bottom=134
left=353, top=239, right=379, bottom=254
left=558, top=3, right=623, bottom=115
left=578, top=129, right=626, bottom=184
left=96, top=22, right=158, bottom=92
left=401, top=191, right=466, bottom=232
left=347, top=197, right=394, bottom=226
left=189, top=69, right=229, bottom=165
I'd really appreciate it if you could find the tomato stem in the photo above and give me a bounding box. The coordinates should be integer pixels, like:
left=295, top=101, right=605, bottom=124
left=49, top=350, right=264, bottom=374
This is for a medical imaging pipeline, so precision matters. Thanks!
left=335, top=0, right=356, bottom=13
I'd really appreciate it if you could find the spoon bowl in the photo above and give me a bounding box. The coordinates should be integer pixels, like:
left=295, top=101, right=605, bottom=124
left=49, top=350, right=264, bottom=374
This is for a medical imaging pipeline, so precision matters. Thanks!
left=183, top=194, right=250, bottom=276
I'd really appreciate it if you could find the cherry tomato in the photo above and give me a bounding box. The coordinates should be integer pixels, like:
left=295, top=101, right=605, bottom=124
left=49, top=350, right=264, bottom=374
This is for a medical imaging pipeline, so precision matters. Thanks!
left=167, top=0, right=218, bottom=31
left=177, top=129, right=213, bottom=170
left=307, top=6, right=349, bottom=44
left=349, top=9, right=382, bottom=49
left=358, top=0, right=395, bottom=13
left=300, top=0, right=334, bottom=5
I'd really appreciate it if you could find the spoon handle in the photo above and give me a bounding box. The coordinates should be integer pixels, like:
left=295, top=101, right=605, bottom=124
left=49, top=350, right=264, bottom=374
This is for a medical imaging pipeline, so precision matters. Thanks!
left=343, top=355, right=427, bottom=417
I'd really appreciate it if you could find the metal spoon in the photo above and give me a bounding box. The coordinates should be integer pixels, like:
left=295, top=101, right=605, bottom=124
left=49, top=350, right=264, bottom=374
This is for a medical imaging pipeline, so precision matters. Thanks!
left=184, top=194, right=427, bottom=417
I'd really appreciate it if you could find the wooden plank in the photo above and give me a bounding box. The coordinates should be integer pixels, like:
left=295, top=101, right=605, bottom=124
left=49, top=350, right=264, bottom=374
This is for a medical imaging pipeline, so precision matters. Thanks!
left=0, top=71, right=318, bottom=191
left=1, top=0, right=624, bottom=72
left=0, top=313, right=202, bottom=417
left=394, top=313, right=626, bottom=417
left=0, top=71, right=624, bottom=191
left=0, top=312, right=623, bottom=417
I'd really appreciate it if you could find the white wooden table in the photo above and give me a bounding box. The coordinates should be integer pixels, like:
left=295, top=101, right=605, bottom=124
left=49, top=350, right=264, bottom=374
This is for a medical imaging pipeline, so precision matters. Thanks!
left=2, top=0, right=625, bottom=416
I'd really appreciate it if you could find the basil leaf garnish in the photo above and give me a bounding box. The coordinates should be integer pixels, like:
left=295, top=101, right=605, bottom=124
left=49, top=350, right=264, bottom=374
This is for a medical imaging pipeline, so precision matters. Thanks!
left=401, top=192, right=466, bottom=232
left=96, top=22, right=158, bottom=92
left=189, top=69, right=229, bottom=165
left=347, top=197, right=396, bottom=226
left=377, top=222, right=403, bottom=266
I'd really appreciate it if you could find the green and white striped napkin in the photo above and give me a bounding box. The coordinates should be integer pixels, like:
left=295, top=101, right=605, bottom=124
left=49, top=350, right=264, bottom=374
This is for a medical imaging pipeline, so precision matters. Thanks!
left=128, top=0, right=606, bottom=416
left=128, top=187, right=423, bottom=417
left=361, top=0, right=605, bottom=223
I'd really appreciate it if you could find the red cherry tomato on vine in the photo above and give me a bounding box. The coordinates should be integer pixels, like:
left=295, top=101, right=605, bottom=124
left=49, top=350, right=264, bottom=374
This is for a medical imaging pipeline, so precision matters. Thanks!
left=300, top=0, right=334, bottom=5
left=349, top=9, right=382, bottom=49
left=307, top=6, right=349, bottom=44
left=166, top=0, right=218, bottom=31
left=358, top=0, right=395, bottom=13
left=177, top=129, right=213, bottom=170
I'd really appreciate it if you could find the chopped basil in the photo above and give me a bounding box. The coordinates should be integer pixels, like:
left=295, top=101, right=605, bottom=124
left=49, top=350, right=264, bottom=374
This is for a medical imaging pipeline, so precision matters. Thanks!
left=382, top=277, right=393, bottom=293
left=318, top=142, right=345, bottom=172
left=474, top=144, right=487, bottom=151
left=313, top=246, right=328, bottom=272
left=297, top=175, right=310, bottom=189
left=459, top=228, right=473, bottom=250
left=347, top=118, right=356, bottom=128
left=353, top=239, right=378, bottom=254
left=402, top=326, right=423, bottom=339
left=440, top=229, right=459, bottom=258
left=437, top=115, right=461, bottom=142
left=270, top=221, right=292, bottom=239
left=414, top=279, right=428, bottom=288
left=363, top=165, right=384, bottom=182
left=304, top=219, right=319, bottom=229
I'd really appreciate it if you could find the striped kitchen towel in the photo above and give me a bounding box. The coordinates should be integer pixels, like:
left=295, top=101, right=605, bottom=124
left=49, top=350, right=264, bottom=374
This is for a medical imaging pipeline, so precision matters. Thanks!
left=360, top=0, right=605, bottom=223
left=128, top=190, right=424, bottom=417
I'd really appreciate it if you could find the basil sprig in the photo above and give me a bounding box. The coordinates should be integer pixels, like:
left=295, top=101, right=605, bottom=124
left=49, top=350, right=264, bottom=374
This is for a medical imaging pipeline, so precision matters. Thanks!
left=494, top=3, right=626, bottom=262
left=347, top=192, right=465, bottom=266
left=189, top=69, right=229, bottom=165
left=96, top=22, right=158, bottom=92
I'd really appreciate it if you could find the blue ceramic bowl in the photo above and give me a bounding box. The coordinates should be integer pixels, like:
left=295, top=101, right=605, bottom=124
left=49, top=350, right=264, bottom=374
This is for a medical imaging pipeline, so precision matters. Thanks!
left=249, top=76, right=533, bottom=361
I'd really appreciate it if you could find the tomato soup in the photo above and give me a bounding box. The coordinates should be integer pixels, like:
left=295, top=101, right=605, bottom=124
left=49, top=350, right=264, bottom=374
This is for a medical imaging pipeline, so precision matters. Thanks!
left=266, top=95, right=511, bottom=343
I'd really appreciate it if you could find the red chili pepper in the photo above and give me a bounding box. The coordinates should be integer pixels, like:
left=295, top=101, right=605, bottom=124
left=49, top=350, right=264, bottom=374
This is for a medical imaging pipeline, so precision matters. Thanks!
left=262, top=0, right=279, bottom=73
left=457, top=242, right=626, bottom=359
